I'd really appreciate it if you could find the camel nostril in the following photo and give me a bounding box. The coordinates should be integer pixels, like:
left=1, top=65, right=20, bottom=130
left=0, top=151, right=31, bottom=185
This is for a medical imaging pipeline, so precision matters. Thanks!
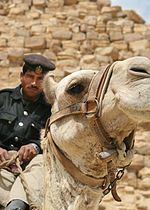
left=130, top=68, right=148, bottom=74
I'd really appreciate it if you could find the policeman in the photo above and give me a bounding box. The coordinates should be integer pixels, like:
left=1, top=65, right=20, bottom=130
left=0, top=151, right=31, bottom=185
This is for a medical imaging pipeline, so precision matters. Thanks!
left=0, top=54, right=55, bottom=210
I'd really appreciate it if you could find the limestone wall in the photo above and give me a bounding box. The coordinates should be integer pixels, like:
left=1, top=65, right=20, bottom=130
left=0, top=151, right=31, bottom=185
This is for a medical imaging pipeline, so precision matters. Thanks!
left=0, top=0, right=150, bottom=209
left=0, top=0, right=150, bottom=88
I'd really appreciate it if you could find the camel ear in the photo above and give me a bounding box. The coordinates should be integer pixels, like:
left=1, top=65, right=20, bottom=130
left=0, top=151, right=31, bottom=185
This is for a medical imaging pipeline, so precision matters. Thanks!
left=42, top=72, right=57, bottom=105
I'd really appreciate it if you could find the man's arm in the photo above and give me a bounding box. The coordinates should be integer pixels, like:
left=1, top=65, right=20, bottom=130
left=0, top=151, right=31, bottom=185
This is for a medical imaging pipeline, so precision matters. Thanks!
left=0, top=147, right=10, bottom=163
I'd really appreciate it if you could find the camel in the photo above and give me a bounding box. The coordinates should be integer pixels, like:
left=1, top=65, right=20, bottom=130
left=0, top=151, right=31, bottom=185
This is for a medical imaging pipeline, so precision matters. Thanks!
left=41, top=56, right=150, bottom=210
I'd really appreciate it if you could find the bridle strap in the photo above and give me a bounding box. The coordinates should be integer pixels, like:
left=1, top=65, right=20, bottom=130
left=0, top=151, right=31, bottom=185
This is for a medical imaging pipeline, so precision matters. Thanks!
left=49, top=102, right=88, bottom=126
left=87, top=65, right=110, bottom=103
left=48, top=131, right=107, bottom=188
left=48, top=64, right=113, bottom=148
left=45, top=64, right=115, bottom=161
left=44, top=64, right=122, bottom=201
left=86, top=64, right=114, bottom=148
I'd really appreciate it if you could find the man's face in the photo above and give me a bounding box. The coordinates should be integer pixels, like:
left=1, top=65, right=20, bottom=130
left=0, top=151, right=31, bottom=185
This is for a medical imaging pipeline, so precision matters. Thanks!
left=20, top=70, right=44, bottom=101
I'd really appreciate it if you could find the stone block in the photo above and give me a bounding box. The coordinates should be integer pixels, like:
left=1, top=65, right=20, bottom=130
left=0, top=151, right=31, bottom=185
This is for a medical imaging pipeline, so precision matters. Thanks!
left=43, top=50, right=57, bottom=62
left=118, top=50, right=133, bottom=60
left=95, top=46, right=118, bottom=60
left=138, top=177, right=150, bottom=190
left=72, top=32, right=86, bottom=41
left=8, top=48, right=24, bottom=63
left=80, top=40, right=94, bottom=54
left=101, top=6, right=121, bottom=17
left=77, top=2, right=97, bottom=11
left=8, top=37, right=24, bottom=48
left=84, top=16, right=97, bottom=26
left=135, top=141, right=150, bottom=155
left=31, top=25, right=46, bottom=35
left=80, top=55, right=100, bottom=70
left=129, top=39, right=150, bottom=51
left=107, top=21, right=122, bottom=32
left=138, top=167, right=150, bottom=179
left=123, top=33, right=143, bottom=42
left=33, top=0, right=46, bottom=6
left=111, top=41, right=128, bottom=50
left=25, top=37, right=46, bottom=49
left=52, top=30, right=72, bottom=40
left=62, top=40, right=79, bottom=50
left=57, top=48, right=81, bottom=60
left=9, top=7, right=25, bottom=15
left=97, top=0, right=110, bottom=10
left=64, top=0, right=78, bottom=5
left=96, top=20, right=106, bottom=32
left=86, top=31, right=99, bottom=40
left=0, top=38, right=7, bottom=47
left=134, top=24, right=147, bottom=33
left=109, top=31, right=123, bottom=41
left=47, top=40, right=62, bottom=54
left=125, top=10, right=145, bottom=24
left=95, top=54, right=112, bottom=64
left=129, top=154, right=144, bottom=170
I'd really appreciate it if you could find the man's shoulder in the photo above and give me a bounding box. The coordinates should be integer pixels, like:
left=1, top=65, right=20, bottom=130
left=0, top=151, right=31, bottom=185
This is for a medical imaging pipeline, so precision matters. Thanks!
left=0, top=88, right=14, bottom=95
left=0, top=88, right=14, bottom=92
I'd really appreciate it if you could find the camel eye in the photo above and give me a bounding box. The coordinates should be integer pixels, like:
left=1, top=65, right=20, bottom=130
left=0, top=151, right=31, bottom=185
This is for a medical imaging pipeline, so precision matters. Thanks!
left=67, top=84, right=84, bottom=95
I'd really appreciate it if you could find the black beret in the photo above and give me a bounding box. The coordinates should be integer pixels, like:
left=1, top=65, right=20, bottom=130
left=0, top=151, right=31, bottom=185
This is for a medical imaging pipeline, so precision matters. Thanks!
left=23, top=54, right=55, bottom=74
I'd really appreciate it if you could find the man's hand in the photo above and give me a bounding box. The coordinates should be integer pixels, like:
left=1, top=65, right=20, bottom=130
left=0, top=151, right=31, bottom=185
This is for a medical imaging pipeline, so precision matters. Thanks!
left=0, top=147, right=10, bottom=163
left=18, top=144, right=39, bottom=163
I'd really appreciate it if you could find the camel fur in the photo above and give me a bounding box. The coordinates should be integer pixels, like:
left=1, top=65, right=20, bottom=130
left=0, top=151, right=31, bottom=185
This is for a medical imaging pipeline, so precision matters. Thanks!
left=41, top=56, right=150, bottom=210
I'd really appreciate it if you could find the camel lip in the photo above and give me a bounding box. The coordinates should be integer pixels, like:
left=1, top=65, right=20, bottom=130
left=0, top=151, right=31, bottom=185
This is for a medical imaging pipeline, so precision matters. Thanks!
left=119, top=103, right=150, bottom=112
left=118, top=101, right=150, bottom=113
left=106, top=129, right=135, bottom=152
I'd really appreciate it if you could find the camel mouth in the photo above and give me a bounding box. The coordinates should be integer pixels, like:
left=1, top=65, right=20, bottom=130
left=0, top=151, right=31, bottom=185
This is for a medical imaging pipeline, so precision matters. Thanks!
left=113, top=92, right=150, bottom=123
left=123, top=130, right=135, bottom=150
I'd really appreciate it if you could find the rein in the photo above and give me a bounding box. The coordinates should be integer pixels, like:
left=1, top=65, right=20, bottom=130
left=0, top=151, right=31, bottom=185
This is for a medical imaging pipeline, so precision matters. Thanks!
left=45, top=64, right=123, bottom=201
left=0, top=151, right=41, bottom=210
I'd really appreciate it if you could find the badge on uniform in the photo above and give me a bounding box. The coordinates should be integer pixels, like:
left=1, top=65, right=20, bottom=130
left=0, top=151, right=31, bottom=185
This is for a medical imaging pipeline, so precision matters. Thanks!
left=35, top=66, right=43, bottom=74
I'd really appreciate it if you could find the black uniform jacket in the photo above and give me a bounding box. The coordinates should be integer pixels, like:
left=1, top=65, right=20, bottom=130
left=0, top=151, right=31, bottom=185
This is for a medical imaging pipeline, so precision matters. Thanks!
left=0, top=85, right=51, bottom=153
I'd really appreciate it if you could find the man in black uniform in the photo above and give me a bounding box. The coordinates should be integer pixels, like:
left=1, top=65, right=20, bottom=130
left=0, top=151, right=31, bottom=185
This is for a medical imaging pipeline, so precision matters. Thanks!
left=0, top=54, right=55, bottom=210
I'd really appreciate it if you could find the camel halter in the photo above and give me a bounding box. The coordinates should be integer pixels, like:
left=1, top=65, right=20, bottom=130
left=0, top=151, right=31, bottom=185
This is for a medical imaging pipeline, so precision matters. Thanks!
left=47, top=64, right=114, bottom=148
left=45, top=64, right=123, bottom=201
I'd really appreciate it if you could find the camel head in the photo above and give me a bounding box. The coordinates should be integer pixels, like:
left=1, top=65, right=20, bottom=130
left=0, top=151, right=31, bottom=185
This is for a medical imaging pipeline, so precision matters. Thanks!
left=43, top=56, right=150, bottom=173
left=43, top=55, right=150, bottom=145
left=42, top=56, right=150, bottom=209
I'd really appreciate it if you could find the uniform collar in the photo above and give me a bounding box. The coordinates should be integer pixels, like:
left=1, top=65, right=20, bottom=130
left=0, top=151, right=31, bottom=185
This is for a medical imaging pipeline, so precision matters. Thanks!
left=11, top=85, right=23, bottom=100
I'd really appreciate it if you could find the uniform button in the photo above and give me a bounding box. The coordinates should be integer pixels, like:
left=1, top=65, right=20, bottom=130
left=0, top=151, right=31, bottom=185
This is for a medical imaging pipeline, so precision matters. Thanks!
left=10, top=144, right=14, bottom=148
left=31, top=123, right=35, bottom=127
left=19, top=122, right=24, bottom=126
left=14, top=137, right=19, bottom=142
left=24, top=111, right=28, bottom=116
left=8, top=121, right=12, bottom=124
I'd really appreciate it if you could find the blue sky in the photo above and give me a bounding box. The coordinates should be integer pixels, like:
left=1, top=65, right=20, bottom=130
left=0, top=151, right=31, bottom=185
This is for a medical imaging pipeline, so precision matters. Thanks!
left=111, top=0, right=150, bottom=23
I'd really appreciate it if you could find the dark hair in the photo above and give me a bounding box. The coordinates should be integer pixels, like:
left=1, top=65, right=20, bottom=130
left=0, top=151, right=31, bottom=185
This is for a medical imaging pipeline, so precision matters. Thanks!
left=22, top=64, right=28, bottom=75
left=23, top=64, right=36, bottom=75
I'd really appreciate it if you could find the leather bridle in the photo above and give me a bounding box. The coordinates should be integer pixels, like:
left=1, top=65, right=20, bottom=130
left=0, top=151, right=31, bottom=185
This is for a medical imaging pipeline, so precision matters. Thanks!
left=45, top=64, right=124, bottom=201
left=47, top=64, right=114, bottom=148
